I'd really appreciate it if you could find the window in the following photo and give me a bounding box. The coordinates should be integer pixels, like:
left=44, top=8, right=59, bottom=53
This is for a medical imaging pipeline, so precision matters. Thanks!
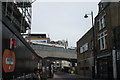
left=80, top=43, right=88, bottom=53
left=98, top=14, right=106, bottom=31
left=80, top=47, right=83, bottom=53
left=98, top=30, right=107, bottom=50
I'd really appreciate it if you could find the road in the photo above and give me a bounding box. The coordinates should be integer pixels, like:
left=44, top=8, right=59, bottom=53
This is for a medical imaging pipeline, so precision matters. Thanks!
left=47, top=72, right=92, bottom=80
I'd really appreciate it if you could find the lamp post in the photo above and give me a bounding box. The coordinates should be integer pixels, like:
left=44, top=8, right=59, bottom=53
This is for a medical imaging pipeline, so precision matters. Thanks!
left=84, top=11, right=94, bottom=27
left=84, top=11, right=96, bottom=78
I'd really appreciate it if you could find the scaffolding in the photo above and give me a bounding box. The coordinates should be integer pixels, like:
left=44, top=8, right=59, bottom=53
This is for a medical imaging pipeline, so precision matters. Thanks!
left=2, top=0, right=34, bottom=41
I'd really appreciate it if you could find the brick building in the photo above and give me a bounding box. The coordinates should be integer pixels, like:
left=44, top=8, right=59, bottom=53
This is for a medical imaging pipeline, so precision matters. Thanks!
left=77, top=1, right=120, bottom=79
left=77, top=28, right=94, bottom=78
left=95, top=2, right=120, bottom=79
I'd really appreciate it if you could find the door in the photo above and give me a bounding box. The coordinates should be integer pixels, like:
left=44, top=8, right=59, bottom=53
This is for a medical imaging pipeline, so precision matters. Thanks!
left=97, top=57, right=113, bottom=79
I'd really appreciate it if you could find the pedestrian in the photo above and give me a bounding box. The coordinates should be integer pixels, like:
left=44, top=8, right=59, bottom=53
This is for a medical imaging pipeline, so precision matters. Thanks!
left=32, top=68, right=41, bottom=80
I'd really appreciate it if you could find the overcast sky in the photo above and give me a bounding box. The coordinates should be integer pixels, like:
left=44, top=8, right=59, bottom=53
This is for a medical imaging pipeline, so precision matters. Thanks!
left=31, top=1, right=100, bottom=47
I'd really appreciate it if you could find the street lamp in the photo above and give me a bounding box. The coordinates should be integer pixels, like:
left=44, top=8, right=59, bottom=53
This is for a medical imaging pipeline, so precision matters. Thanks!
left=84, top=11, right=94, bottom=28
left=84, top=11, right=96, bottom=78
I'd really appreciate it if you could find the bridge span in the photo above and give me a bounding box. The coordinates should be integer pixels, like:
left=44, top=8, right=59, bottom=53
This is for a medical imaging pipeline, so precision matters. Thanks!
left=30, top=43, right=77, bottom=62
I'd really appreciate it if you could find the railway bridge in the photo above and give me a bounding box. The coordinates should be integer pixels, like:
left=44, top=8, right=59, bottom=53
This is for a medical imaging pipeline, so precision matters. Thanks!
left=30, top=43, right=77, bottom=63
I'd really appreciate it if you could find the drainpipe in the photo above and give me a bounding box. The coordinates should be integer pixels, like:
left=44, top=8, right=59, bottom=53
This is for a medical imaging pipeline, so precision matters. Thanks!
left=112, top=50, right=117, bottom=80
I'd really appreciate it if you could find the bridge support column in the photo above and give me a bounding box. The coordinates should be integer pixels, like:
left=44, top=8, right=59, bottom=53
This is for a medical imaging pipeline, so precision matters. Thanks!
left=59, top=60, right=62, bottom=71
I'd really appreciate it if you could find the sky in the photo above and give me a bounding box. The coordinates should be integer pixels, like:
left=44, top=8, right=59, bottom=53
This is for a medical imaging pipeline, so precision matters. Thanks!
left=31, top=0, right=100, bottom=47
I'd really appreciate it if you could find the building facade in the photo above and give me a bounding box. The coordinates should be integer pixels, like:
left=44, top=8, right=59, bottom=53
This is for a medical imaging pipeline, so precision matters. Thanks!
left=95, top=2, right=120, bottom=79
left=77, top=1, right=120, bottom=79
left=77, top=28, right=94, bottom=78
left=25, top=34, right=50, bottom=43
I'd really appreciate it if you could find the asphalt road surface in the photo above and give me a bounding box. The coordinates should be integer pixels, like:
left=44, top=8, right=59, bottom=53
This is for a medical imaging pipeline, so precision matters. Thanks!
left=47, top=72, right=92, bottom=80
